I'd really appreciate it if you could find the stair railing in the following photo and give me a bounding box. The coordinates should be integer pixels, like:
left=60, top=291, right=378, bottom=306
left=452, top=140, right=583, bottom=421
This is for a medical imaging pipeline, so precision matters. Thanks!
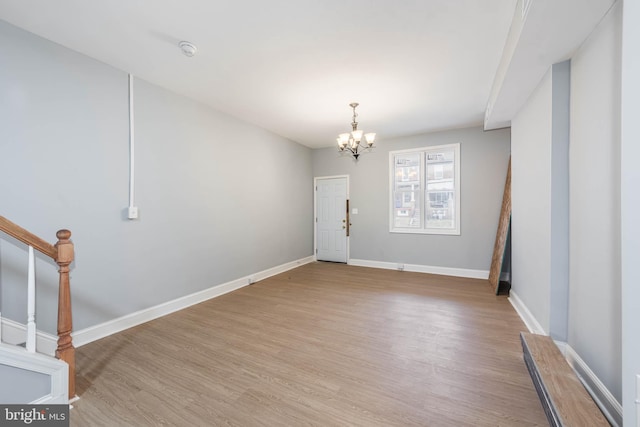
left=0, top=216, right=76, bottom=399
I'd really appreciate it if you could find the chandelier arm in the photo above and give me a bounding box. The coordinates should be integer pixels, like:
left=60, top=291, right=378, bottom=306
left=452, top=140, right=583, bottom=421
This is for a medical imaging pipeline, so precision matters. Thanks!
left=339, top=142, right=374, bottom=158
left=345, top=141, right=372, bottom=155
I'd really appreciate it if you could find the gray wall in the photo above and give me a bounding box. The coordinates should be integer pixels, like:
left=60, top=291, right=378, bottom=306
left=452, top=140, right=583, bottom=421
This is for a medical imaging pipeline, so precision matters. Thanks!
left=510, top=2, right=622, bottom=404
left=549, top=61, right=570, bottom=342
left=312, top=126, right=511, bottom=272
left=621, top=0, right=640, bottom=422
left=0, top=20, right=313, bottom=333
left=511, top=69, right=553, bottom=333
left=511, top=61, right=571, bottom=341
left=568, top=2, right=622, bottom=402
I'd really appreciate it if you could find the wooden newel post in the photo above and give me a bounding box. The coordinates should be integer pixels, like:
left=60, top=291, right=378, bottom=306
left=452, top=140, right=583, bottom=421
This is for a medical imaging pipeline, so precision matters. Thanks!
left=55, top=229, right=75, bottom=399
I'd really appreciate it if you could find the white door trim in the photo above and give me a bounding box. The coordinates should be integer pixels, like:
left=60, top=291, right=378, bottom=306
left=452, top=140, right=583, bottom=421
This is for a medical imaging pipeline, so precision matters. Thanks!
left=314, top=175, right=350, bottom=263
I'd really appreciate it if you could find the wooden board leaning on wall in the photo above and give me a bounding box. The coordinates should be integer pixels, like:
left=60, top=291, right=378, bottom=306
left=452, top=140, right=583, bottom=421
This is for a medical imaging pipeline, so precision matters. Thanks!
left=489, top=157, right=511, bottom=294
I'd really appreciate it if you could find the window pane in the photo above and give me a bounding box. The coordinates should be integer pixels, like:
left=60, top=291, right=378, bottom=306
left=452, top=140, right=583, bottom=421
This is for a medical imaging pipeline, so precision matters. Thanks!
left=394, top=153, right=420, bottom=189
left=426, top=192, right=455, bottom=229
left=426, top=199, right=456, bottom=228
left=425, top=148, right=456, bottom=230
left=393, top=192, right=421, bottom=228
left=426, top=150, right=455, bottom=163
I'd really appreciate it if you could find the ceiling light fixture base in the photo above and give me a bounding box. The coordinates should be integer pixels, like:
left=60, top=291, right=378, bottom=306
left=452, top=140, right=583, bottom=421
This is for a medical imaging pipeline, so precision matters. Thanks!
left=179, top=41, right=198, bottom=57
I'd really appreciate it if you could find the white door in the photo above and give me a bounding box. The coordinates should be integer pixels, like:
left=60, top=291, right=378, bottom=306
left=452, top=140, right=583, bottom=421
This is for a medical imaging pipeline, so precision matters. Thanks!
left=316, top=177, right=348, bottom=263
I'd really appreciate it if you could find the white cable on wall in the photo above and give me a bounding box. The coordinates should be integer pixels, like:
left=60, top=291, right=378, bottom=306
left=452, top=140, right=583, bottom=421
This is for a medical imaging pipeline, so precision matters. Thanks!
left=127, top=74, right=138, bottom=219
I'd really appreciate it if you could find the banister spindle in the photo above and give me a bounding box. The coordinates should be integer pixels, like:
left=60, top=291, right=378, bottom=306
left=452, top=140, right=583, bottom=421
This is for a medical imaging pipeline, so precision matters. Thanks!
left=54, top=229, right=75, bottom=399
left=26, top=245, right=36, bottom=352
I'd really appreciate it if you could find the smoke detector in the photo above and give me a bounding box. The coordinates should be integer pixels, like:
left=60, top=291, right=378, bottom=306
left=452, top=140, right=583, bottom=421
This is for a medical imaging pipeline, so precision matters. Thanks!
left=179, top=41, right=197, bottom=57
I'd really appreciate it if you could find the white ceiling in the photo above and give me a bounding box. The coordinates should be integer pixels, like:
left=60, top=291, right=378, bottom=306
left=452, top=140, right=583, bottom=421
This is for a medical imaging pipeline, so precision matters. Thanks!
left=0, top=0, right=520, bottom=148
left=0, top=1, right=620, bottom=148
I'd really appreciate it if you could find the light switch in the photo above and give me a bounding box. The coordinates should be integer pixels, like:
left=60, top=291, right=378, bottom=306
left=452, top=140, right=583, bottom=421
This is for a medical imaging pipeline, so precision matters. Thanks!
left=352, top=208, right=358, bottom=215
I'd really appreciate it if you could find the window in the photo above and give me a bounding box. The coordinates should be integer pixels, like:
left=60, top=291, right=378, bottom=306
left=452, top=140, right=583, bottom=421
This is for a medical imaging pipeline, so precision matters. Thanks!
left=389, top=143, right=460, bottom=235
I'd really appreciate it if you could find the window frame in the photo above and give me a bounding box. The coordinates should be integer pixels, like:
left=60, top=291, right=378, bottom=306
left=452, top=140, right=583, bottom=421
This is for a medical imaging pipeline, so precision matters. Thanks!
left=389, top=143, right=461, bottom=235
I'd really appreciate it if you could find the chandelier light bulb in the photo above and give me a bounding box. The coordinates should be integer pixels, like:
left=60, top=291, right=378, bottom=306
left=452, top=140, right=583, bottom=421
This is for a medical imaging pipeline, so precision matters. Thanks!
left=365, top=133, right=376, bottom=146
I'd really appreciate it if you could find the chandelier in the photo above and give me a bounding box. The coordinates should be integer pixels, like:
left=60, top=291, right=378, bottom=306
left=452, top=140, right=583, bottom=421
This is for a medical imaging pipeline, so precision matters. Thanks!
left=337, top=102, right=376, bottom=160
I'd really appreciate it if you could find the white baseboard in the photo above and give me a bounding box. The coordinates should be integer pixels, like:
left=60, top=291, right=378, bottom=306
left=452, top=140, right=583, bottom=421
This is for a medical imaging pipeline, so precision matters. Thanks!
left=1, top=256, right=315, bottom=351
left=507, top=290, right=546, bottom=334
left=0, top=318, right=57, bottom=357
left=0, top=342, right=68, bottom=404
left=72, top=255, right=314, bottom=347
left=563, top=343, right=623, bottom=427
left=348, top=258, right=493, bottom=280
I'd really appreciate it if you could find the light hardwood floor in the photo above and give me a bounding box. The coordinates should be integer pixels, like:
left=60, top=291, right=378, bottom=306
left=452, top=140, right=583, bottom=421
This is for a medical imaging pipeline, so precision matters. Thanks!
left=71, top=262, right=547, bottom=426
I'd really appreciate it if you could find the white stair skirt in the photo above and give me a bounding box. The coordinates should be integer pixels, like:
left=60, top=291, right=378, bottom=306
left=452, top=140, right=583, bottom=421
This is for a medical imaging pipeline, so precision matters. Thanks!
left=0, top=343, right=68, bottom=404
